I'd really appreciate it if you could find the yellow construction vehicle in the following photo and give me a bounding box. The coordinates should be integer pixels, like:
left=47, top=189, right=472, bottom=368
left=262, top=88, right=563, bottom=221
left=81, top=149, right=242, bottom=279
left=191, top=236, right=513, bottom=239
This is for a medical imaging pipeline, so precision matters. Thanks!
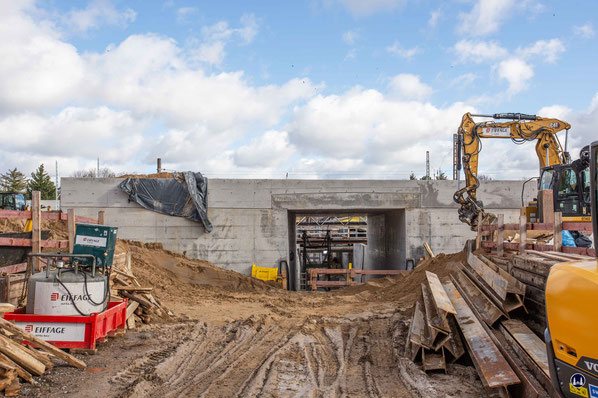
left=545, top=140, right=598, bottom=398
left=453, top=112, right=582, bottom=229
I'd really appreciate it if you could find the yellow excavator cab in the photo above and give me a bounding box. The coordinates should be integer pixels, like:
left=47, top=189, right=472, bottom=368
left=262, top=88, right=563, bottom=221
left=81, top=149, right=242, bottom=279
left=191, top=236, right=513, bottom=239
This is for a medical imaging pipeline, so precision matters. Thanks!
left=545, top=140, right=598, bottom=398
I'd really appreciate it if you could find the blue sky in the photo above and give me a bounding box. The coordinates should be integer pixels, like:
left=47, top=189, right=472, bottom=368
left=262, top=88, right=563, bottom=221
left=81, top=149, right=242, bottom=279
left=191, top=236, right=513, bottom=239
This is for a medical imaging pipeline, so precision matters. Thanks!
left=1, top=0, right=598, bottom=180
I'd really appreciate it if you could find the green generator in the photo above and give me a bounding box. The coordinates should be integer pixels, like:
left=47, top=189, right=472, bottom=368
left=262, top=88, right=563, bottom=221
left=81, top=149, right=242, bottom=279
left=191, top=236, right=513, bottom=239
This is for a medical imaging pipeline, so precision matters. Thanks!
left=73, top=223, right=118, bottom=271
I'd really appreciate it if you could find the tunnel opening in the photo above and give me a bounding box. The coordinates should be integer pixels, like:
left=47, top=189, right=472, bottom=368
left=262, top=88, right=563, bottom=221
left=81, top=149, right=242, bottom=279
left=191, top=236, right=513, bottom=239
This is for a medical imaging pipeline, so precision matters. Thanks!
left=287, top=209, right=406, bottom=291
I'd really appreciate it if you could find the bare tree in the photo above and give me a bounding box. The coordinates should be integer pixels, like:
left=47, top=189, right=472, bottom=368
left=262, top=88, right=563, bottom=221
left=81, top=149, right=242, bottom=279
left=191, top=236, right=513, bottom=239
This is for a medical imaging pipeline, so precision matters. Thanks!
left=71, top=168, right=116, bottom=178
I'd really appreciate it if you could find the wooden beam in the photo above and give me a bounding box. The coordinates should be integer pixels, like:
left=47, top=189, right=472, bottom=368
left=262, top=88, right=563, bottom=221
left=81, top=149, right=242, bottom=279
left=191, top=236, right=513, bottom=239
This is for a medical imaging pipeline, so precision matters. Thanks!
left=553, top=212, right=562, bottom=252
left=67, top=208, right=76, bottom=253
left=0, top=317, right=86, bottom=369
left=519, top=208, right=527, bottom=255
left=497, top=214, right=504, bottom=258
left=0, top=263, right=27, bottom=275
left=424, top=242, right=435, bottom=258
left=31, top=192, right=41, bottom=272
left=537, top=190, right=554, bottom=224
left=0, top=334, right=45, bottom=376
left=98, top=210, right=105, bottom=225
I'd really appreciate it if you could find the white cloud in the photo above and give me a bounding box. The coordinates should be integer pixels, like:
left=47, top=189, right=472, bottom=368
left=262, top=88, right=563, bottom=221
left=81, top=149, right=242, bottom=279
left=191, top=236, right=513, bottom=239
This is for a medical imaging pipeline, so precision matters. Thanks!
left=0, top=3, right=313, bottom=176
left=386, top=42, right=420, bottom=59
left=516, top=39, right=565, bottom=63
left=497, top=58, right=534, bottom=94
left=233, top=130, right=295, bottom=167
left=457, top=0, right=516, bottom=36
left=428, top=9, right=441, bottom=28
left=388, top=74, right=433, bottom=101
left=573, top=23, right=595, bottom=38
left=453, top=40, right=508, bottom=63
left=66, top=0, right=136, bottom=32
left=342, top=30, right=359, bottom=45
left=202, top=14, right=258, bottom=45
left=176, top=7, right=198, bottom=24
left=449, top=73, right=478, bottom=87
left=286, top=86, right=473, bottom=167
left=184, top=14, right=259, bottom=67
left=324, top=0, right=406, bottom=17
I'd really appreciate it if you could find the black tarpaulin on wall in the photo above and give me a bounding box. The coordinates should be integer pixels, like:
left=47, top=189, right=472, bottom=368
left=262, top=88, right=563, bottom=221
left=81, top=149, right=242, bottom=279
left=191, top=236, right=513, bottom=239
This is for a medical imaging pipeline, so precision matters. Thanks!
left=118, top=171, right=213, bottom=232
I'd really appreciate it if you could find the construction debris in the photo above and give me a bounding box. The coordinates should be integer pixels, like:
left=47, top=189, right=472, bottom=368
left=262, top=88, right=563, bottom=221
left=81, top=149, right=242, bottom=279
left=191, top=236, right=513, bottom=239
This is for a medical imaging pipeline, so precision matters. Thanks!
left=109, top=251, right=174, bottom=328
left=0, top=312, right=86, bottom=395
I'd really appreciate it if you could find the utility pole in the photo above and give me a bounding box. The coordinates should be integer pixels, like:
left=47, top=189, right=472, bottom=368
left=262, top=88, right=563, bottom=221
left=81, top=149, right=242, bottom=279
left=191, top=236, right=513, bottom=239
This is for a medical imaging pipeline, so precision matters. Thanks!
left=425, top=151, right=430, bottom=180
left=96, top=158, right=100, bottom=178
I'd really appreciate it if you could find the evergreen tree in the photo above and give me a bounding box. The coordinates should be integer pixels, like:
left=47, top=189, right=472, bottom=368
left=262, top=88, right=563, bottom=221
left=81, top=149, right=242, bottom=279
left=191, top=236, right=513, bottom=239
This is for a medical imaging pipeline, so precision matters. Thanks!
left=26, top=164, right=56, bottom=200
left=435, top=170, right=448, bottom=180
left=0, top=168, right=27, bottom=193
left=409, top=173, right=417, bottom=180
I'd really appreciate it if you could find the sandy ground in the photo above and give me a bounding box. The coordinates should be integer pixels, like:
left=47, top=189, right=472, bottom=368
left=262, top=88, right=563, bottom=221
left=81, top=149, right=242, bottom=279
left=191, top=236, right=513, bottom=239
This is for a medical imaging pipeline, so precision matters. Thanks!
left=18, top=241, right=487, bottom=397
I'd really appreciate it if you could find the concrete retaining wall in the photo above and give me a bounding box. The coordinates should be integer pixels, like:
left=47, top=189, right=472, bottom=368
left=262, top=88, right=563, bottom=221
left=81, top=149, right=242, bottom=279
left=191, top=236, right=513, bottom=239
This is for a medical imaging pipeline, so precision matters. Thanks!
left=61, top=178, right=536, bottom=283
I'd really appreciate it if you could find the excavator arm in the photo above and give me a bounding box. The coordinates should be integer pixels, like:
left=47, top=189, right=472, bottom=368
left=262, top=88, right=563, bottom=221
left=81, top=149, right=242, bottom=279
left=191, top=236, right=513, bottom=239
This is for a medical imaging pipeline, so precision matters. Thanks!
left=454, top=112, right=571, bottom=229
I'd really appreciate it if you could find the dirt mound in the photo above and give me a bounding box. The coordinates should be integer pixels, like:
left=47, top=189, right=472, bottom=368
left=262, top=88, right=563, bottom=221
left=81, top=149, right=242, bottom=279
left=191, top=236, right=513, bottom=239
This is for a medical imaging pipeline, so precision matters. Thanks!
left=115, top=240, right=276, bottom=306
left=0, top=216, right=68, bottom=240
left=332, top=252, right=466, bottom=304
left=117, top=172, right=175, bottom=179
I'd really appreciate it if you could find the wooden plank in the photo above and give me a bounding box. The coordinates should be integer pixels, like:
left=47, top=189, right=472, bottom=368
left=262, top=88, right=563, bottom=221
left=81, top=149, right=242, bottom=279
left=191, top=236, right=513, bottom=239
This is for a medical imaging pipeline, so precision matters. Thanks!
left=68, top=208, right=76, bottom=254
left=519, top=212, right=527, bottom=255
left=425, top=271, right=456, bottom=315
left=500, top=320, right=549, bottom=379
left=537, top=190, right=554, bottom=224
left=4, top=377, right=20, bottom=397
left=424, top=243, right=435, bottom=258
left=115, top=286, right=153, bottom=292
left=0, top=352, right=33, bottom=384
left=0, top=334, right=45, bottom=376
left=98, top=210, right=105, bottom=225
left=467, top=251, right=508, bottom=300
left=31, top=192, right=41, bottom=272
left=0, top=263, right=27, bottom=275
left=0, top=304, right=15, bottom=314
left=497, top=214, right=504, bottom=257
left=553, top=212, right=562, bottom=252
left=451, top=271, right=506, bottom=326
left=443, top=280, right=520, bottom=389
left=126, top=301, right=140, bottom=320
left=0, top=317, right=86, bottom=369
left=562, top=221, right=594, bottom=231
left=126, top=315, right=136, bottom=330
left=0, top=238, right=68, bottom=248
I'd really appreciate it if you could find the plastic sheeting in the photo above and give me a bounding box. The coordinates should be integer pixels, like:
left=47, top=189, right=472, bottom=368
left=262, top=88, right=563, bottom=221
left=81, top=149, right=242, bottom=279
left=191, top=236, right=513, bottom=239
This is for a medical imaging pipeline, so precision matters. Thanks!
left=119, top=171, right=213, bottom=232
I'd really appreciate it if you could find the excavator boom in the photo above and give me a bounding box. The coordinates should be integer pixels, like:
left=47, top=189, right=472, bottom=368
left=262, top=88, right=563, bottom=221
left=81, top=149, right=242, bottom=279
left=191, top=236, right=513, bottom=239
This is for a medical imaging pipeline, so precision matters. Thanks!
left=454, top=112, right=571, bottom=229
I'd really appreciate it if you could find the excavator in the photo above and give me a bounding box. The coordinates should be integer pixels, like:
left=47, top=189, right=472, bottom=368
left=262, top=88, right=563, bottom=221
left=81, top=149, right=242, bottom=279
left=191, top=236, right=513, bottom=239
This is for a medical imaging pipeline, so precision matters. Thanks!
left=545, top=140, right=598, bottom=398
left=453, top=112, right=590, bottom=229
left=0, top=193, right=26, bottom=211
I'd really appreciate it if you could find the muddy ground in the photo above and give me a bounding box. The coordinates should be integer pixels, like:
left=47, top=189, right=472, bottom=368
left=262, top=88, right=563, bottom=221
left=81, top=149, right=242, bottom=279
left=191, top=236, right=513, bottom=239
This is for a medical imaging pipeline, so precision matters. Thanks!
left=19, top=243, right=485, bottom=398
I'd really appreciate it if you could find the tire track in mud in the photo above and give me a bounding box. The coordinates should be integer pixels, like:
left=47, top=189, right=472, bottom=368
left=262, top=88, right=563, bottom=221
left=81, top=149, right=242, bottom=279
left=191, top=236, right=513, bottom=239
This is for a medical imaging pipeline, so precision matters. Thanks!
left=114, top=313, right=413, bottom=398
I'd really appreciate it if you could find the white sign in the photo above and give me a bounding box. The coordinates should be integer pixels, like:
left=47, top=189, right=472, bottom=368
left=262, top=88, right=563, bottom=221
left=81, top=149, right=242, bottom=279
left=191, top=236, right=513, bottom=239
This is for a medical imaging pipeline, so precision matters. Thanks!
left=481, top=127, right=511, bottom=137
left=15, top=321, right=86, bottom=342
left=34, top=281, right=106, bottom=316
left=75, top=235, right=107, bottom=248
